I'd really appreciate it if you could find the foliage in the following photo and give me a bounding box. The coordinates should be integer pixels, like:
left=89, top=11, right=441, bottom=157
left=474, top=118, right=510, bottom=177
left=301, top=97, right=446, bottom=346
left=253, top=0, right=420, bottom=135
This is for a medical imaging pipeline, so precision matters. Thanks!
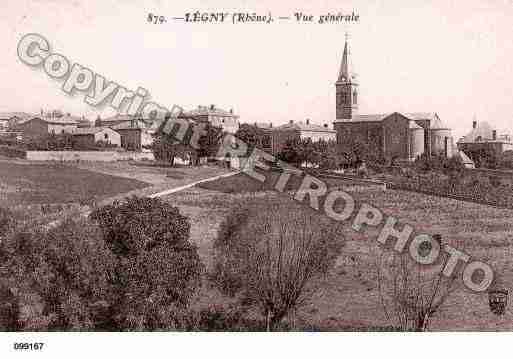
left=0, top=145, right=26, bottom=158
left=150, top=134, right=193, bottom=166
left=463, top=147, right=499, bottom=169
left=89, top=196, right=203, bottom=329
left=0, top=218, right=118, bottom=330
left=0, top=197, right=203, bottom=331
left=0, top=207, right=15, bottom=237
left=499, top=150, right=513, bottom=170
left=275, top=138, right=300, bottom=165
left=414, top=154, right=465, bottom=175
left=151, top=118, right=223, bottom=166
left=24, top=134, right=73, bottom=151
left=212, top=198, right=344, bottom=330
left=235, top=124, right=261, bottom=155
left=196, top=122, right=224, bottom=160
left=89, top=196, right=192, bottom=256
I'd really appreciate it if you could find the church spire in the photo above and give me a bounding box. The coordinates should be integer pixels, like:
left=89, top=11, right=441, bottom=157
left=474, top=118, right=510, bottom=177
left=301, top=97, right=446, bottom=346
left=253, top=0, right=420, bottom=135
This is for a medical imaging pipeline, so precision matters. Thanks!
left=335, top=33, right=358, bottom=121
left=338, top=33, right=354, bottom=83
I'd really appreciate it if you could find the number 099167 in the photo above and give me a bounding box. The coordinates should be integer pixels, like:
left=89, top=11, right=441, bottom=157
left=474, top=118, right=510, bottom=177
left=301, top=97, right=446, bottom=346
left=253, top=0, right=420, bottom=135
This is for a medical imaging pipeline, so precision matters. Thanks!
left=13, top=342, right=45, bottom=351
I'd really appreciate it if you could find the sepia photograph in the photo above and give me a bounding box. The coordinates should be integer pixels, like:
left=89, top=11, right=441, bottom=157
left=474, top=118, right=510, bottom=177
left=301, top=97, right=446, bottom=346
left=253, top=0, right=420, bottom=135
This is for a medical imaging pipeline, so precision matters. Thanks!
left=1, top=0, right=513, bottom=357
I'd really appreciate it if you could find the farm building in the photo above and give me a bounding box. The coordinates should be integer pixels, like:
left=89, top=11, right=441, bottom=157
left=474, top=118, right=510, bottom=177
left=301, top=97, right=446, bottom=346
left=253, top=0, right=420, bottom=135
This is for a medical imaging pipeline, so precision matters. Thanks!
left=179, top=105, right=240, bottom=134
left=271, top=119, right=336, bottom=154
left=457, top=120, right=513, bottom=160
left=13, top=115, right=79, bottom=136
left=72, top=127, right=121, bottom=148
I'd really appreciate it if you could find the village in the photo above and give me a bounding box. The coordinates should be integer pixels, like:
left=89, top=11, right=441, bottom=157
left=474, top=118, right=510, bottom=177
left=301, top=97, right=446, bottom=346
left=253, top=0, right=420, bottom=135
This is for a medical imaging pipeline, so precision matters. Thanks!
left=2, top=31, right=513, bottom=335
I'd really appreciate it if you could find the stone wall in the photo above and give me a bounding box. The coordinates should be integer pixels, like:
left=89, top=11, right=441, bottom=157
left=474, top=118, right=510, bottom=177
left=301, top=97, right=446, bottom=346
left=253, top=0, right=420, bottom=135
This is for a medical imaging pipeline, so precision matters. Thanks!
left=26, top=151, right=155, bottom=162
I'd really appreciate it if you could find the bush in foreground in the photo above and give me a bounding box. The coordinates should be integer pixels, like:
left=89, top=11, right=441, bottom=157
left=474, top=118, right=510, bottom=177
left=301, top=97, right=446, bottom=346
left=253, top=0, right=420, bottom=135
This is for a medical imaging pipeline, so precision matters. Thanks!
left=89, top=196, right=203, bottom=329
left=212, top=198, right=344, bottom=331
left=0, top=197, right=203, bottom=330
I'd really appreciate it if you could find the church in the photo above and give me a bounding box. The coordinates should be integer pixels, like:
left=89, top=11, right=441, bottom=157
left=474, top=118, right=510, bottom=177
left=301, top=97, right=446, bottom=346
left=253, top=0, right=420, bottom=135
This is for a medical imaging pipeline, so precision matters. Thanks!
left=333, top=36, right=454, bottom=163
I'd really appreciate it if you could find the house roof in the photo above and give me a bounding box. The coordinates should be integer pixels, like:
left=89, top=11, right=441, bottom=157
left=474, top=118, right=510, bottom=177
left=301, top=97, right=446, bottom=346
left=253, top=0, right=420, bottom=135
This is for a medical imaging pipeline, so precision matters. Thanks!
left=181, top=105, right=237, bottom=117
left=0, top=112, right=34, bottom=120
left=19, top=116, right=80, bottom=125
left=458, top=121, right=495, bottom=143
left=253, top=122, right=273, bottom=129
left=352, top=113, right=390, bottom=122
left=403, top=112, right=438, bottom=122
left=102, top=114, right=151, bottom=125
left=45, top=115, right=81, bottom=125
left=112, top=123, right=143, bottom=131
left=336, top=112, right=450, bottom=129
left=274, top=121, right=336, bottom=133
left=111, top=121, right=146, bottom=130
left=73, top=127, right=112, bottom=135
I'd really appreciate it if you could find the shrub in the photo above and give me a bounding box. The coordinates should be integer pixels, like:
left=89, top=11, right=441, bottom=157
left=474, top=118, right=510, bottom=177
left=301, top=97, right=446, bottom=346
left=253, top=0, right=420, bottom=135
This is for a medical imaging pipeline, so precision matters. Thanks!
left=212, top=198, right=344, bottom=331
left=0, top=207, right=15, bottom=235
left=0, top=145, right=26, bottom=158
left=89, top=196, right=192, bottom=256
left=0, top=197, right=203, bottom=331
left=0, top=218, right=117, bottom=330
left=89, top=196, right=203, bottom=329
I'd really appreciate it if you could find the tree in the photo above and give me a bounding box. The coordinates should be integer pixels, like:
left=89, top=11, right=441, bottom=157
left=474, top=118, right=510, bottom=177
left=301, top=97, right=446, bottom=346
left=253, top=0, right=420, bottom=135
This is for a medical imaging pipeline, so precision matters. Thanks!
left=212, top=200, right=343, bottom=331
left=151, top=133, right=192, bottom=166
left=196, top=122, right=224, bottom=162
left=276, top=138, right=303, bottom=166
left=235, top=124, right=260, bottom=155
left=0, top=218, right=118, bottom=330
left=0, top=198, right=203, bottom=331
left=89, top=196, right=203, bottom=330
left=499, top=150, right=513, bottom=170
left=375, top=250, right=458, bottom=331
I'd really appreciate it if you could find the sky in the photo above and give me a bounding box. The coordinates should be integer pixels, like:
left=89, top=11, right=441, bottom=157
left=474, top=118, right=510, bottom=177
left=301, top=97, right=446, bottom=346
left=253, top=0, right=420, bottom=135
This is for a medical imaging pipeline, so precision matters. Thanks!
left=1, top=0, right=513, bottom=139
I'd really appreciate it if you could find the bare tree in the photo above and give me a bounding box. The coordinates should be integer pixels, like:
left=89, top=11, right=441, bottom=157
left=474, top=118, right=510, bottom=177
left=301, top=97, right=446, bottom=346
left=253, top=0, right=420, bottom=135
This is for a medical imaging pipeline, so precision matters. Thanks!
left=213, top=202, right=343, bottom=331
left=375, top=250, right=458, bottom=331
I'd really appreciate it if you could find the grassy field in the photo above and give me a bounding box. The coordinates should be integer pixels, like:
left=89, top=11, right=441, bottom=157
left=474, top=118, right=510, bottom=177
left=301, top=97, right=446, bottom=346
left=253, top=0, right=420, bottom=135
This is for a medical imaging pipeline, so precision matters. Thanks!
left=197, top=171, right=379, bottom=194
left=167, top=173, right=513, bottom=331
left=0, top=161, right=149, bottom=206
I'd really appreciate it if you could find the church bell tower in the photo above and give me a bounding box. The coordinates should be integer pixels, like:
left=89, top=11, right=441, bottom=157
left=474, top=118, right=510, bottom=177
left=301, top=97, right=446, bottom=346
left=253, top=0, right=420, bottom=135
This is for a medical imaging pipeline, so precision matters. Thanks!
left=335, top=34, right=358, bottom=121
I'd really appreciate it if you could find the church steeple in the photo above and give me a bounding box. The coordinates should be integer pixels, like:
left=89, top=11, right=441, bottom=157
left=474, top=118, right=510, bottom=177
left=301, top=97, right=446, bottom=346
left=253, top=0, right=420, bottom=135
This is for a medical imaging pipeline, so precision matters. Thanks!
left=338, top=33, right=353, bottom=82
left=335, top=33, right=358, bottom=121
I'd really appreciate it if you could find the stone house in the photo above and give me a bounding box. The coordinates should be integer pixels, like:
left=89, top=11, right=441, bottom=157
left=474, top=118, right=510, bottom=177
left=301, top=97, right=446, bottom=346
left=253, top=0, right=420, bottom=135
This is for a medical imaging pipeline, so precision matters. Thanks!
left=72, top=127, right=121, bottom=148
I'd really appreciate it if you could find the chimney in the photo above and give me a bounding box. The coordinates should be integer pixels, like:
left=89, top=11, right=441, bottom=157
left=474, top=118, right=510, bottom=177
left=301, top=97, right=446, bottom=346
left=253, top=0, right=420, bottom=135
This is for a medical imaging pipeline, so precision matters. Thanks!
left=210, top=104, right=215, bottom=110
left=229, top=108, right=233, bottom=114
left=289, top=120, right=294, bottom=124
left=323, top=123, right=328, bottom=128
left=270, top=123, right=272, bottom=128
left=306, top=118, right=310, bottom=125
left=473, top=121, right=477, bottom=129
left=493, top=130, right=497, bottom=140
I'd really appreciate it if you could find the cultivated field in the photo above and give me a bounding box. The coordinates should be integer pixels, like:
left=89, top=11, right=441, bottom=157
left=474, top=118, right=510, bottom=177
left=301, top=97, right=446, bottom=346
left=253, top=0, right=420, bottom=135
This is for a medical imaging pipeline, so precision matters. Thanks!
left=0, top=159, right=231, bottom=207
left=0, top=160, right=148, bottom=206
left=168, top=173, right=513, bottom=331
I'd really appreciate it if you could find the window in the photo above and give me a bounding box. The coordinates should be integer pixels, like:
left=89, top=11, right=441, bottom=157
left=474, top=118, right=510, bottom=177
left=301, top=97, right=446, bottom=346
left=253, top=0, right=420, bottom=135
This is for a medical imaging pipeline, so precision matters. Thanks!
left=104, top=133, right=108, bottom=140
left=353, top=90, right=358, bottom=105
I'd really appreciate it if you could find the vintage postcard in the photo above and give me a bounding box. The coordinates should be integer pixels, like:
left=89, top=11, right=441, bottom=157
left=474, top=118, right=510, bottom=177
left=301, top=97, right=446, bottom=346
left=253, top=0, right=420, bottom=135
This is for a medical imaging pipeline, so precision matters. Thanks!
left=1, top=0, right=512, bottom=357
